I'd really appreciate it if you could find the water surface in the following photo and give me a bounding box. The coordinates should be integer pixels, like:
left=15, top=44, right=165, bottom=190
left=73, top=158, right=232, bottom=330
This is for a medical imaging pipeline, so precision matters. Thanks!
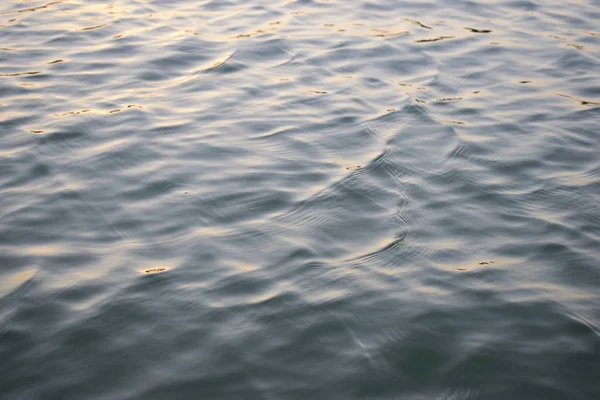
left=1, top=0, right=600, bottom=399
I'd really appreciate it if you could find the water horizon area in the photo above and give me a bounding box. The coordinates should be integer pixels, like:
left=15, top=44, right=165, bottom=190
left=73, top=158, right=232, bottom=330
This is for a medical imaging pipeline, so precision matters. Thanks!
left=1, top=1, right=600, bottom=399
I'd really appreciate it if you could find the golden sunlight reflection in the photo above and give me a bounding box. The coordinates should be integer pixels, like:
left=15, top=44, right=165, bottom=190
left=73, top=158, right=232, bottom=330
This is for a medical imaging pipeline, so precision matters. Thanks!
left=0, top=1, right=65, bottom=16
left=0, top=269, right=37, bottom=297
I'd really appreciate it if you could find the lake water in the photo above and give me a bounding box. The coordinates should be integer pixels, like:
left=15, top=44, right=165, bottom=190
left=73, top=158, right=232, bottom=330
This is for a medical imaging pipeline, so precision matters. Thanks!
left=1, top=0, right=600, bottom=399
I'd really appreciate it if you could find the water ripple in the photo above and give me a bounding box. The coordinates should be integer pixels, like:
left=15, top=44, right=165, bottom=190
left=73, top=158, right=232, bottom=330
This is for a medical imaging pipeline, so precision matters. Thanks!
left=1, top=0, right=600, bottom=399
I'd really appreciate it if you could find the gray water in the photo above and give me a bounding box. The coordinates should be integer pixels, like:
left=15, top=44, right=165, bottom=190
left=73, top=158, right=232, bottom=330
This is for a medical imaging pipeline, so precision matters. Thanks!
left=1, top=1, right=600, bottom=399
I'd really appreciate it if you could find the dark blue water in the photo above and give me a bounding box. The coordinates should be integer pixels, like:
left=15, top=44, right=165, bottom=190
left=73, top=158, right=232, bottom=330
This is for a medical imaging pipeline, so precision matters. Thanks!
left=1, top=1, right=600, bottom=399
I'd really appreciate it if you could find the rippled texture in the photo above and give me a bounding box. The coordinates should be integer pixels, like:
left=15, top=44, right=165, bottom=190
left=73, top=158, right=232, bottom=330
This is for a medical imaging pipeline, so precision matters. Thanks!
left=1, top=0, right=600, bottom=399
